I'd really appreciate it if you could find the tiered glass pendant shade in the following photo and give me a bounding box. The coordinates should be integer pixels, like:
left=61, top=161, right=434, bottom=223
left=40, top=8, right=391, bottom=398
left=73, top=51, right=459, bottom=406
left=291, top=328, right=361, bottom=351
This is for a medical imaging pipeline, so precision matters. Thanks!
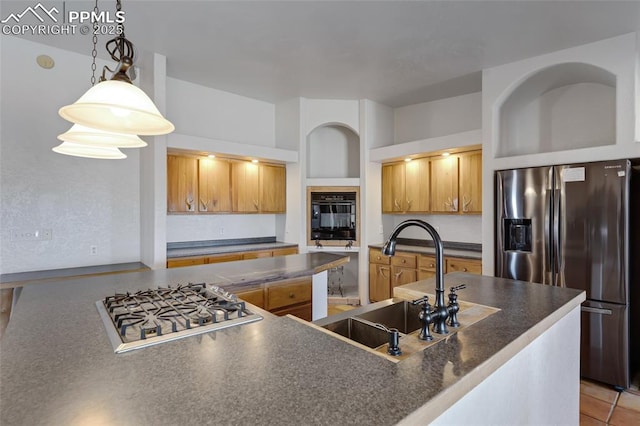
left=57, top=124, right=147, bottom=147
left=52, top=141, right=127, bottom=159
left=58, top=80, right=174, bottom=136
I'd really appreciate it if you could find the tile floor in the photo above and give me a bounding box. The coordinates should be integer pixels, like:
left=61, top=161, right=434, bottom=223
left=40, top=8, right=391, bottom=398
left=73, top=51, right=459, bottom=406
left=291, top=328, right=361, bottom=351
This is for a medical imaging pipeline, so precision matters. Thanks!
left=327, top=305, right=640, bottom=425
left=581, top=379, right=640, bottom=425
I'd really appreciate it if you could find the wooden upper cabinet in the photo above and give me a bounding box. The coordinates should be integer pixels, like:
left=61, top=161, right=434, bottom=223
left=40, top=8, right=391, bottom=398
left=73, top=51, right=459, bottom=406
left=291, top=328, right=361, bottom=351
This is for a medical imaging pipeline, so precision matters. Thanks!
left=232, top=161, right=286, bottom=213
left=382, top=163, right=405, bottom=213
left=458, top=150, right=482, bottom=214
left=382, top=159, right=429, bottom=213
left=259, top=164, right=286, bottom=213
left=231, top=161, right=260, bottom=212
left=167, top=155, right=198, bottom=213
left=404, top=158, right=430, bottom=212
left=198, top=158, right=231, bottom=212
left=430, top=155, right=459, bottom=213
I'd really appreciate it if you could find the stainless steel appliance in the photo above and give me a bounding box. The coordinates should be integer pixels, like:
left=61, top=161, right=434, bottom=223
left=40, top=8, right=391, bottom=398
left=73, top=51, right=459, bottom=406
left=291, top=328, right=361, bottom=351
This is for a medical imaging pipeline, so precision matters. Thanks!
left=96, top=283, right=262, bottom=353
left=310, top=191, right=357, bottom=241
left=495, top=160, right=638, bottom=389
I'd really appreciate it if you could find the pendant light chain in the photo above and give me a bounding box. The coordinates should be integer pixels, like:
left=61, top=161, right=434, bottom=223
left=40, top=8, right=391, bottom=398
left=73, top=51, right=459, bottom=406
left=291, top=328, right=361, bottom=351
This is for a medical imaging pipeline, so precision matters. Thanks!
left=90, top=0, right=99, bottom=86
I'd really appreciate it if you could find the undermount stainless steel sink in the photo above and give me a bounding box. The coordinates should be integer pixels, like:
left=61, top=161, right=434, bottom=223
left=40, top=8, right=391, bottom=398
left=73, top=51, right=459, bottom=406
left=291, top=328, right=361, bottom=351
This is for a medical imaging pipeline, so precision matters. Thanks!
left=354, top=300, right=422, bottom=334
left=321, top=317, right=389, bottom=349
left=310, top=296, right=500, bottom=362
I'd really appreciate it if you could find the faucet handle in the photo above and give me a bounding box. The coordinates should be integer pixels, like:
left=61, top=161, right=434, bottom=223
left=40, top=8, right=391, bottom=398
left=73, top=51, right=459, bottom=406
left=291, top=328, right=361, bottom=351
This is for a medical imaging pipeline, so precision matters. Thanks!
left=411, top=295, right=430, bottom=306
left=450, top=284, right=466, bottom=293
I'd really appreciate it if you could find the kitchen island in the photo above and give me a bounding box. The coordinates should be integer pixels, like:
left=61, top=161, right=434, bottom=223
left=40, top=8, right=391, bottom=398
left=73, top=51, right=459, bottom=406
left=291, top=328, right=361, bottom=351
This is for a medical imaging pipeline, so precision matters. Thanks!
left=0, top=254, right=584, bottom=425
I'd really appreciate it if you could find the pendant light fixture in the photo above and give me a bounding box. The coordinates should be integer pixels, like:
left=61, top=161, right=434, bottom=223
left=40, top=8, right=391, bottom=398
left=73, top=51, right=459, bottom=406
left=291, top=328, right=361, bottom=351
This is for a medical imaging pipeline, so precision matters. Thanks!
left=58, top=0, right=173, bottom=140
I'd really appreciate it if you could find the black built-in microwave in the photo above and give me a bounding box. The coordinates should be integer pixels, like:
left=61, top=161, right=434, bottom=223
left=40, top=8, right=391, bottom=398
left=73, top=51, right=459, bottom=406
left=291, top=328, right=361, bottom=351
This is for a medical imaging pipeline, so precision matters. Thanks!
left=310, top=192, right=356, bottom=241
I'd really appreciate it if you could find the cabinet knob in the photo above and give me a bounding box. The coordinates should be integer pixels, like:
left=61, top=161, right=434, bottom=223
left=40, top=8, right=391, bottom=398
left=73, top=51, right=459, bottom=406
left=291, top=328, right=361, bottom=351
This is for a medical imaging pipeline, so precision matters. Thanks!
left=462, top=268, right=468, bottom=272
left=429, top=263, right=434, bottom=268
left=289, top=293, right=295, bottom=298
left=402, top=259, right=406, bottom=263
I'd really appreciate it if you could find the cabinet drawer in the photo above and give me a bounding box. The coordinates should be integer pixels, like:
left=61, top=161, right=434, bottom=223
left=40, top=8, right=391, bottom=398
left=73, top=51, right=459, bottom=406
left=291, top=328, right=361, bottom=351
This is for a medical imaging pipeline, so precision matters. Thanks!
left=243, top=250, right=273, bottom=260
left=369, top=249, right=391, bottom=265
left=236, top=288, right=265, bottom=309
left=166, top=257, right=206, bottom=268
left=446, top=257, right=482, bottom=274
left=390, top=252, right=416, bottom=269
left=272, top=247, right=298, bottom=257
left=205, top=253, right=243, bottom=264
left=266, top=279, right=312, bottom=310
left=418, top=255, right=437, bottom=271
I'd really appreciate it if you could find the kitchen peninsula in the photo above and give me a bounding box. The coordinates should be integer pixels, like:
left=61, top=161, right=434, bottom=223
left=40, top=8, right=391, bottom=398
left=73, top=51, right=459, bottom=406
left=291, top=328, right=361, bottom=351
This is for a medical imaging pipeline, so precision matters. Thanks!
left=0, top=254, right=584, bottom=425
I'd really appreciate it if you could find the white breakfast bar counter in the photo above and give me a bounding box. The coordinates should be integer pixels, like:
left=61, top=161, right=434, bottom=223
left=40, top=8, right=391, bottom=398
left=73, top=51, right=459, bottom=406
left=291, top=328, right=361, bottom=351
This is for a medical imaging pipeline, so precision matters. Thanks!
left=0, top=253, right=584, bottom=425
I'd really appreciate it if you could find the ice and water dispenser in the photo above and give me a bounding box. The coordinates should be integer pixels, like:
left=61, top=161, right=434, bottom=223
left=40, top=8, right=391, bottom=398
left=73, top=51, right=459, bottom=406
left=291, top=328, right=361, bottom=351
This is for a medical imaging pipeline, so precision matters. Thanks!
left=503, top=218, right=532, bottom=252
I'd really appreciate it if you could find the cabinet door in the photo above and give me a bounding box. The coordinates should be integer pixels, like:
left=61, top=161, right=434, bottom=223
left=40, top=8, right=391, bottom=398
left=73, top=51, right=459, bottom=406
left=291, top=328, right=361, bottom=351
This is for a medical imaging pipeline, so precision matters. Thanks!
left=167, top=155, right=198, bottom=213
left=198, top=158, right=231, bottom=212
left=391, top=266, right=417, bottom=288
left=458, top=150, right=482, bottom=214
left=382, top=163, right=405, bottom=213
left=369, top=263, right=391, bottom=302
left=260, top=164, right=286, bottom=213
left=404, top=158, right=430, bottom=212
left=430, top=155, right=459, bottom=213
left=231, top=161, right=260, bottom=212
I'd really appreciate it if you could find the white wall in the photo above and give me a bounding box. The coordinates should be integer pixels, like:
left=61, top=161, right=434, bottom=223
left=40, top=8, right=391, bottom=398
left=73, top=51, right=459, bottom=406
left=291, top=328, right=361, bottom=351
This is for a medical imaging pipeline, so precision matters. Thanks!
left=167, top=78, right=275, bottom=146
left=307, top=125, right=360, bottom=178
left=482, top=33, right=640, bottom=276
left=0, top=37, right=141, bottom=274
left=389, top=215, right=482, bottom=244
left=394, top=92, right=481, bottom=143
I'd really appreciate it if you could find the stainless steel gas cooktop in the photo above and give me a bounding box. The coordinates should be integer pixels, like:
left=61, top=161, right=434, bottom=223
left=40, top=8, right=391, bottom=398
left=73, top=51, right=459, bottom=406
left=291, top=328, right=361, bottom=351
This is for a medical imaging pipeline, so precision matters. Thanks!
left=96, top=283, right=262, bottom=353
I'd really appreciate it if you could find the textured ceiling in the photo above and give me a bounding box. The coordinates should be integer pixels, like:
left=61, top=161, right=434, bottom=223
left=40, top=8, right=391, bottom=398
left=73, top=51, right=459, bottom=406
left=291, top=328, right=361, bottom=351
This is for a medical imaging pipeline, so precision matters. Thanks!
left=4, top=0, right=640, bottom=107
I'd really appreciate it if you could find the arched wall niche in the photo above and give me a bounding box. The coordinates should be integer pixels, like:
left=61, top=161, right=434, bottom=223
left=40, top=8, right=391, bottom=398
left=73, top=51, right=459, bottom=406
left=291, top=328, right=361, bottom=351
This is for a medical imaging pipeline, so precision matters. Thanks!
left=497, top=62, right=616, bottom=158
left=306, top=123, right=360, bottom=178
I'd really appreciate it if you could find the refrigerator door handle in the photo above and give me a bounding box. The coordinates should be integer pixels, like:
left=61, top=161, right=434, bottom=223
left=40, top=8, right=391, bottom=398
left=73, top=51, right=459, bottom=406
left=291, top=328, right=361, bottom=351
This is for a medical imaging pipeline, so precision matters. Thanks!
left=581, top=306, right=613, bottom=316
left=544, top=187, right=553, bottom=285
left=553, top=186, right=562, bottom=287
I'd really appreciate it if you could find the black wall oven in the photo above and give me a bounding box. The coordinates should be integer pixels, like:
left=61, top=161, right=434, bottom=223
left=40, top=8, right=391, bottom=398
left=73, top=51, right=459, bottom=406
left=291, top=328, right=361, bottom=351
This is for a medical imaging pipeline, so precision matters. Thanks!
left=310, top=192, right=357, bottom=241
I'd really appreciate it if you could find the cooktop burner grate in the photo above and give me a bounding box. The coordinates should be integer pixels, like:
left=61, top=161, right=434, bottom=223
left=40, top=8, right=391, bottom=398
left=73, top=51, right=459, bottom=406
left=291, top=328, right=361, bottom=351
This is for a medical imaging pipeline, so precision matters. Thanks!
left=96, top=283, right=262, bottom=353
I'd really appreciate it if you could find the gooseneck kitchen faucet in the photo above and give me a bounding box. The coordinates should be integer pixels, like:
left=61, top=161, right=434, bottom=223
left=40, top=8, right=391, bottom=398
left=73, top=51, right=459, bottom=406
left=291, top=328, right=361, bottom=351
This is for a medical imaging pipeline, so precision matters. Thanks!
left=381, top=219, right=452, bottom=336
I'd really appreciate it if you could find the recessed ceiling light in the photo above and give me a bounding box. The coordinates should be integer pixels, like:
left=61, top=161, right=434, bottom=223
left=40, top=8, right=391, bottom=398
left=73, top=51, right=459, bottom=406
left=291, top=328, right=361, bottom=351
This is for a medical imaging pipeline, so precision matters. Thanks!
left=404, top=158, right=412, bottom=162
left=442, top=152, right=451, bottom=157
left=251, top=159, right=259, bottom=163
left=36, top=54, right=55, bottom=69
left=207, top=154, right=216, bottom=158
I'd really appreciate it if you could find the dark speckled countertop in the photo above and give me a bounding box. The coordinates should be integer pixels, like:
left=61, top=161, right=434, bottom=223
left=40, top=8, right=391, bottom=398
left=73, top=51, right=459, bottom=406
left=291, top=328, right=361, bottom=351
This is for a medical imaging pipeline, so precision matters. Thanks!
left=0, top=254, right=584, bottom=426
left=166, top=237, right=298, bottom=258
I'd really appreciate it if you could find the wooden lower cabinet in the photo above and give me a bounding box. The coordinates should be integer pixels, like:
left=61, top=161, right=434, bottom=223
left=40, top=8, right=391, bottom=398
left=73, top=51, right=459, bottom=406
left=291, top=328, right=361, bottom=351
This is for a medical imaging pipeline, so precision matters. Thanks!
left=206, top=253, right=243, bottom=264
left=267, top=277, right=313, bottom=320
left=235, top=288, right=265, bottom=308
left=166, top=257, right=206, bottom=268
left=446, top=257, right=482, bottom=274
left=369, top=263, right=391, bottom=302
left=418, top=254, right=437, bottom=280
left=235, top=277, right=313, bottom=321
left=368, top=248, right=482, bottom=302
left=167, top=246, right=298, bottom=268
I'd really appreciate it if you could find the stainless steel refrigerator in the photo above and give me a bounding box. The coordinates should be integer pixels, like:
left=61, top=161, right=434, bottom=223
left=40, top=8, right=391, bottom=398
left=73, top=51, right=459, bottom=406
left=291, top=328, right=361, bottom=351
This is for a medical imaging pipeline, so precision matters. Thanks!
left=495, top=159, right=638, bottom=389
